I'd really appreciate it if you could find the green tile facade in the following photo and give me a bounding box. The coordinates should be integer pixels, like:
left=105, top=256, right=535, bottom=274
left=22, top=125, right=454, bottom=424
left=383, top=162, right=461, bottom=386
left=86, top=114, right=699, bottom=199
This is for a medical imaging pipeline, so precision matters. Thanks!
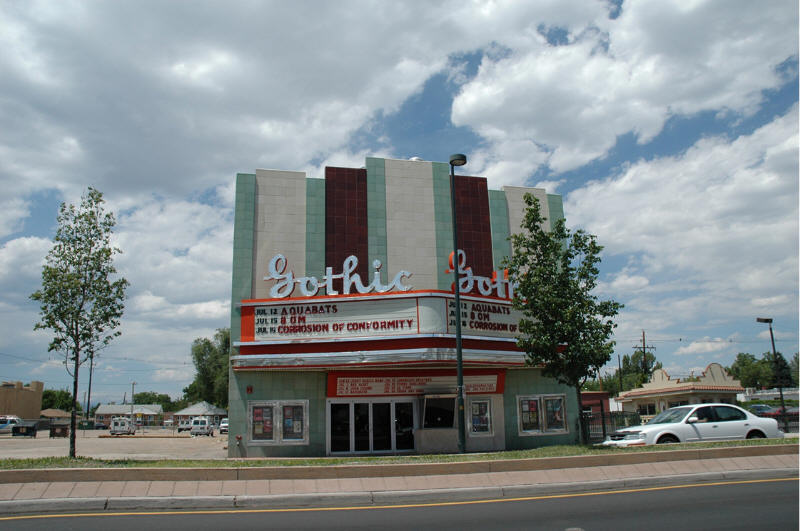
left=366, top=157, right=389, bottom=284
left=502, top=368, right=580, bottom=449
left=229, top=173, right=256, bottom=445
left=489, top=190, right=512, bottom=269
left=305, top=178, right=326, bottom=290
left=432, top=161, right=455, bottom=290
left=230, top=371, right=328, bottom=457
left=546, top=194, right=565, bottom=232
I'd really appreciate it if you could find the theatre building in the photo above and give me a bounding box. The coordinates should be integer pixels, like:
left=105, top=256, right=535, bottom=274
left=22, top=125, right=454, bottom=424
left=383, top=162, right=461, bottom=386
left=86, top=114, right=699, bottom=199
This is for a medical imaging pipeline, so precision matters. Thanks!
left=228, top=156, right=579, bottom=456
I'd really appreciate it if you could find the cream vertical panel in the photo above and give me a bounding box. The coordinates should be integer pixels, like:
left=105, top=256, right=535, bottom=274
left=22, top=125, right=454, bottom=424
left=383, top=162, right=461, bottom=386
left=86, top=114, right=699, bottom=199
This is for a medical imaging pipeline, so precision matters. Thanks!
left=253, top=169, right=307, bottom=299
left=384, top=159, right=439, bottom=290
left=503, top=186, right=550, bottom=239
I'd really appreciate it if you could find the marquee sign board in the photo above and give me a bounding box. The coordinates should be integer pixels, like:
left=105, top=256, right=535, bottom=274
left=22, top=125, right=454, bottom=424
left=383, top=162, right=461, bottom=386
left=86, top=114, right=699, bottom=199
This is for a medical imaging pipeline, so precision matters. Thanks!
left=447, top=299, right=522, bottom=337
left=327, top=370, right=506, bottom=397
left=251, top=297, right=419, bottom=341
left=240, top=291, right=522, bottom=343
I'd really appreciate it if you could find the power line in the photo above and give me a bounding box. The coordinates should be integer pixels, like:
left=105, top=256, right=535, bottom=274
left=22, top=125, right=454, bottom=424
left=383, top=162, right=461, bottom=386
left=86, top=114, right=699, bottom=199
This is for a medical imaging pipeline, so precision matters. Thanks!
left=0, top=350, right=190, bottom=369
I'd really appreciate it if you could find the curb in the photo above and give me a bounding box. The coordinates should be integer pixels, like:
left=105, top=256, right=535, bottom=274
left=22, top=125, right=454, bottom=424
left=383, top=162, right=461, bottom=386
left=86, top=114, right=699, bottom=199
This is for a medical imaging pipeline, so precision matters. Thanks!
left=0, top=468, right=795, bottom=515
left=1, top=443, right=796, bottom=484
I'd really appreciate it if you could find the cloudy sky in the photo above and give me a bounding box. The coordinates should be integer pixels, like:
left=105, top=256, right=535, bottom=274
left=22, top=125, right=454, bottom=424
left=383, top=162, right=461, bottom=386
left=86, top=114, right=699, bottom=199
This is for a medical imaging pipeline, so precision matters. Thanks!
left=1, top=1, right=797, bottom=405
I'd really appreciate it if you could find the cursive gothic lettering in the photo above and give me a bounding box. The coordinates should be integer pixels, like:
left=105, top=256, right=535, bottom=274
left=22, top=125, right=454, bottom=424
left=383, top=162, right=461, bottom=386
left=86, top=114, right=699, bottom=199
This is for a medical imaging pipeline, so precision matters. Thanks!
left=264, top=254, right=413, bottom=298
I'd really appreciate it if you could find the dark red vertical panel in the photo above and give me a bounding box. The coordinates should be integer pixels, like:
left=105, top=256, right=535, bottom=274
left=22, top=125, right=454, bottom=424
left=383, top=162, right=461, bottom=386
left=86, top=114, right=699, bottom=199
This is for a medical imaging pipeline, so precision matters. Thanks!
left=325, top=167, right=368, bottom=292
left=455, top=175, right=493, bottom=279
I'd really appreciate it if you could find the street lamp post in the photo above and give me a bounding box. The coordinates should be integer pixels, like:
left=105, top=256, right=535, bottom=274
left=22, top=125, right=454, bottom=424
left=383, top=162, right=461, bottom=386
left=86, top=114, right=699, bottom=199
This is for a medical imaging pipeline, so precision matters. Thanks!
left=756, top=317, right=788, bottom=432
left=449, top=153, right=467, bottom=453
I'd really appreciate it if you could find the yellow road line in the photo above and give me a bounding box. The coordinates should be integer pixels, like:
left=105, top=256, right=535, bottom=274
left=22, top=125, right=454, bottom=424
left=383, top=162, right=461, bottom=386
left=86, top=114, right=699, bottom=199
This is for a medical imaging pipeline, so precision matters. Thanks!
left=1, top=476, right=796, bottom=522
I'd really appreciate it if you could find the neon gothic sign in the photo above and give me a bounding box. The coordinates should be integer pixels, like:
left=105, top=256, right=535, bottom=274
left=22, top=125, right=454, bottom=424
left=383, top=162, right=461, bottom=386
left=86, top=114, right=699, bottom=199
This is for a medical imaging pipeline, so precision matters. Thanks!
left=264, top=254, right=412, bottom=298
left=263, top=251, right=516, bottom=299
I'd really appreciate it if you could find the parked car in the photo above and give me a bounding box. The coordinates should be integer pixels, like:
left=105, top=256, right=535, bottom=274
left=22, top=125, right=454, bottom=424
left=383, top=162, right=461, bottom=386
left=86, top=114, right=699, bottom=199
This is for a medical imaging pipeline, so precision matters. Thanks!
left=602, top=404, right=783, bottom=447
left=219, top=418, right=229, bottom=434
left=94, top=422, right=107, bottom=430
left=0, top=415, right=21, bottom=434
left=190, top=417, right=214, bottom=436
left=746, top=404, right=775, bottom=416
left=163, top=419, right=174, bottom=428
left=110, top=417, right=136, bottom=435
left=761, top=406, right=799, bottom=421
left=177, top=418, right=193, bottom=432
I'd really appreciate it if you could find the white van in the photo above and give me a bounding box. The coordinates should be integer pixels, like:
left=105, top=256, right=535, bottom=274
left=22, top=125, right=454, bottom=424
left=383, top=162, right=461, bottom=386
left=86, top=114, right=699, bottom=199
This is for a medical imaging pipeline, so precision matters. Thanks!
left=190, top=417, right=214, bottom=436
left=110, top=417, right=136, bottom=435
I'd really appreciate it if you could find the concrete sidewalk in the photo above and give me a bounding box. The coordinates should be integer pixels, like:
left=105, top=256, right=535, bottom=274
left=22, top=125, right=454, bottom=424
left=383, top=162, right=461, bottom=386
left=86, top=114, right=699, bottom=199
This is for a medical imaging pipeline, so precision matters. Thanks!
left=0, top=448, right=797, bottom=515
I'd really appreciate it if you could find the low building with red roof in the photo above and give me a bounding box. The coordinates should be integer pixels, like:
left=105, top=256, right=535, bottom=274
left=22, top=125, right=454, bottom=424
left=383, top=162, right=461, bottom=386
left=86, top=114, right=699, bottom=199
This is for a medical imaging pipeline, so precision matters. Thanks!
left=617, top=363, right=743, bottom=419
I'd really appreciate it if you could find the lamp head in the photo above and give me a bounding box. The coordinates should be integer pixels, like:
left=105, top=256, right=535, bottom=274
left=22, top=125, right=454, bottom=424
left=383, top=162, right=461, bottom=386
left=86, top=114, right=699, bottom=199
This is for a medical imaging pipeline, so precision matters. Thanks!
left=756, top=317, right=773, bottom=324
left=449, top=153, right=467, bottom=167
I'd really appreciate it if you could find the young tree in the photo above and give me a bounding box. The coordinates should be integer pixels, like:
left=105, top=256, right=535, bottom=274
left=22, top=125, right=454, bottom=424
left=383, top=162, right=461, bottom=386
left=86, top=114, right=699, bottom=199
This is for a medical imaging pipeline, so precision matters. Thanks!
left=506, top=194, right=622, bottom=444
left=30, top=187, right=128, bottom=457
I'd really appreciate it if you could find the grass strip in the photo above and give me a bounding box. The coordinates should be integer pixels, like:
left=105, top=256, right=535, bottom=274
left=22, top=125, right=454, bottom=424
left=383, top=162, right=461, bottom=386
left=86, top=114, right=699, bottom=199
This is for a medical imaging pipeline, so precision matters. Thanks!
left=0, top=438, right=795, bottom=470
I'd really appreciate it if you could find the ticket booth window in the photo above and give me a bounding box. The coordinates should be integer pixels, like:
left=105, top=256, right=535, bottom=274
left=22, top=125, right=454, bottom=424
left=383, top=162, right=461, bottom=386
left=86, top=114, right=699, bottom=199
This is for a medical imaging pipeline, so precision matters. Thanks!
left=423, top=395, right=456, bottom=428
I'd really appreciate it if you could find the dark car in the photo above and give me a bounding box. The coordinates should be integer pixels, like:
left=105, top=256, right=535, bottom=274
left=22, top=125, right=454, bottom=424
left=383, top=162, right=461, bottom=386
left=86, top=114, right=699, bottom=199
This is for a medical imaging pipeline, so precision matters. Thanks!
left=94, top=422, right=107, bottom=430
left=746, top=404, right=775, bottom=416
left=762, top=406, right=799, bottom=420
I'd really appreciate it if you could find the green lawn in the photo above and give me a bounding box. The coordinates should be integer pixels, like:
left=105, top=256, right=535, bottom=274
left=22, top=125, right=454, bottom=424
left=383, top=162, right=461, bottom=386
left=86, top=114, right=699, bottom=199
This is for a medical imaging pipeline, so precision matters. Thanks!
left=0, top=437, right=795, bottom=470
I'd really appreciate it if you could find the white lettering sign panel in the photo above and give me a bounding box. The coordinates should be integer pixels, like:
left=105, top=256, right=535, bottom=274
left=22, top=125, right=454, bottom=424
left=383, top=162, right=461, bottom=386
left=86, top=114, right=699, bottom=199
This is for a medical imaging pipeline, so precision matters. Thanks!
left=254, top=297, right=418, bottom=341
left=447, top=300, right=522, bottom=337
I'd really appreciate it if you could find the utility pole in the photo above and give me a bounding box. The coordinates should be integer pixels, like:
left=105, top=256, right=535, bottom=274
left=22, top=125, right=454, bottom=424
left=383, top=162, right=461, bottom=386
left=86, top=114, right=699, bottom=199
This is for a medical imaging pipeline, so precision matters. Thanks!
left=130, top=381, right=136, bottom=422
left=633, top=330, right=656, bottom=380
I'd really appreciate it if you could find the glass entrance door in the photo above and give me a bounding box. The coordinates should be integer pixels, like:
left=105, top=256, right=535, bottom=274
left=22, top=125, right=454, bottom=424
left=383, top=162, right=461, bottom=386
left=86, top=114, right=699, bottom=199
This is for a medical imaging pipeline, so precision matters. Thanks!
left=328, top=400, right=416, bottom=454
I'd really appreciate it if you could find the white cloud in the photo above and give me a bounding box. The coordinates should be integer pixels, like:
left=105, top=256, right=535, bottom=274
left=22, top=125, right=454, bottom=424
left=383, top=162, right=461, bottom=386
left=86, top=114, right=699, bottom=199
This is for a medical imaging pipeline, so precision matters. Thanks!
left=452, top=0, right=798, bottom=175
left=675, top=338, right=731, bottom=356
left=571, top=107, right=797, bottom=372
left=568, top=106, right=798, bottom=320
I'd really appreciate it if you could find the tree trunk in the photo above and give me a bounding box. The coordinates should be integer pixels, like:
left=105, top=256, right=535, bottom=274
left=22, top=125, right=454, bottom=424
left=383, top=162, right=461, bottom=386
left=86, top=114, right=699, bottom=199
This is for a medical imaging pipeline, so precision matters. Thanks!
left=70, top=350, right=79, bottom=458
left=85, top=352, right=94, bottom=421
left=575, top=385, right=586, bottom=445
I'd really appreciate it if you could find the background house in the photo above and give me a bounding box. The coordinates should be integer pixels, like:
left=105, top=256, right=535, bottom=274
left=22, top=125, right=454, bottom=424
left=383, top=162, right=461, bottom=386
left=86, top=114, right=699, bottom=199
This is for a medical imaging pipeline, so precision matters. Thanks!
left=173, top=401, right=227, bottom=426
left=616, top=363, right=744, bottom=419
left=94, top=404, right=163, bottom=426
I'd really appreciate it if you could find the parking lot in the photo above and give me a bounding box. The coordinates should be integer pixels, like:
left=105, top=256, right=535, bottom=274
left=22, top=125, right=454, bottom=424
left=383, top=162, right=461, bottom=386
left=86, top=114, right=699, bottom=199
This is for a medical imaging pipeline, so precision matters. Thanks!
left=0, top=428, right=228, bottom=460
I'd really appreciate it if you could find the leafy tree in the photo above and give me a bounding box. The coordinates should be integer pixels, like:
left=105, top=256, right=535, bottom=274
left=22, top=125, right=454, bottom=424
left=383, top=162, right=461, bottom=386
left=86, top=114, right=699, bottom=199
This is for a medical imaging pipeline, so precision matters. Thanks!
left=506, top=194, right=622, bottom=444
left=183, top=328, right=229, bottom=408
left=583, top=351, right=663, bottom=396
left=728, top=352, right=774, bottom=389
left=771, top=351, right=793, bottom=388
left=42, top=389, right=82, bottom=412
left=30, top=187, right=128, bottom=457
left=134, top=391, right=177, bottom=412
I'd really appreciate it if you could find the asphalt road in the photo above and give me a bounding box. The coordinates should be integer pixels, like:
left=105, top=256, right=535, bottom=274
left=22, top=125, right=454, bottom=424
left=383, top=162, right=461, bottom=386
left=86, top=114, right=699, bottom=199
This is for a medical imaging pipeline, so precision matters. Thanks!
left=2, top=477, right=797, bottom=530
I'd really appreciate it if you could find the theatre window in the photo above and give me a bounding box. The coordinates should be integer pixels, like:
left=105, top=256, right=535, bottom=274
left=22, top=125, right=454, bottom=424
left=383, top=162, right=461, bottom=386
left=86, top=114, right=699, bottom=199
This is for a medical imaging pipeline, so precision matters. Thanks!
left=469, top=398, right=492, bottom=436
left=422, top=395, right=456, bottom=428
left=248, top=400, right=309, bottom=445
left=517, top=394, right=568, bottom=436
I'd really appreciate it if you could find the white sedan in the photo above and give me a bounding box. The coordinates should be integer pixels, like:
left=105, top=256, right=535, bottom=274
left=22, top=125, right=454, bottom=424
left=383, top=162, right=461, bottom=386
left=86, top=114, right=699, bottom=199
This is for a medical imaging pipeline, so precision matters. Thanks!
left=602, top=403, right=783, bottom=447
